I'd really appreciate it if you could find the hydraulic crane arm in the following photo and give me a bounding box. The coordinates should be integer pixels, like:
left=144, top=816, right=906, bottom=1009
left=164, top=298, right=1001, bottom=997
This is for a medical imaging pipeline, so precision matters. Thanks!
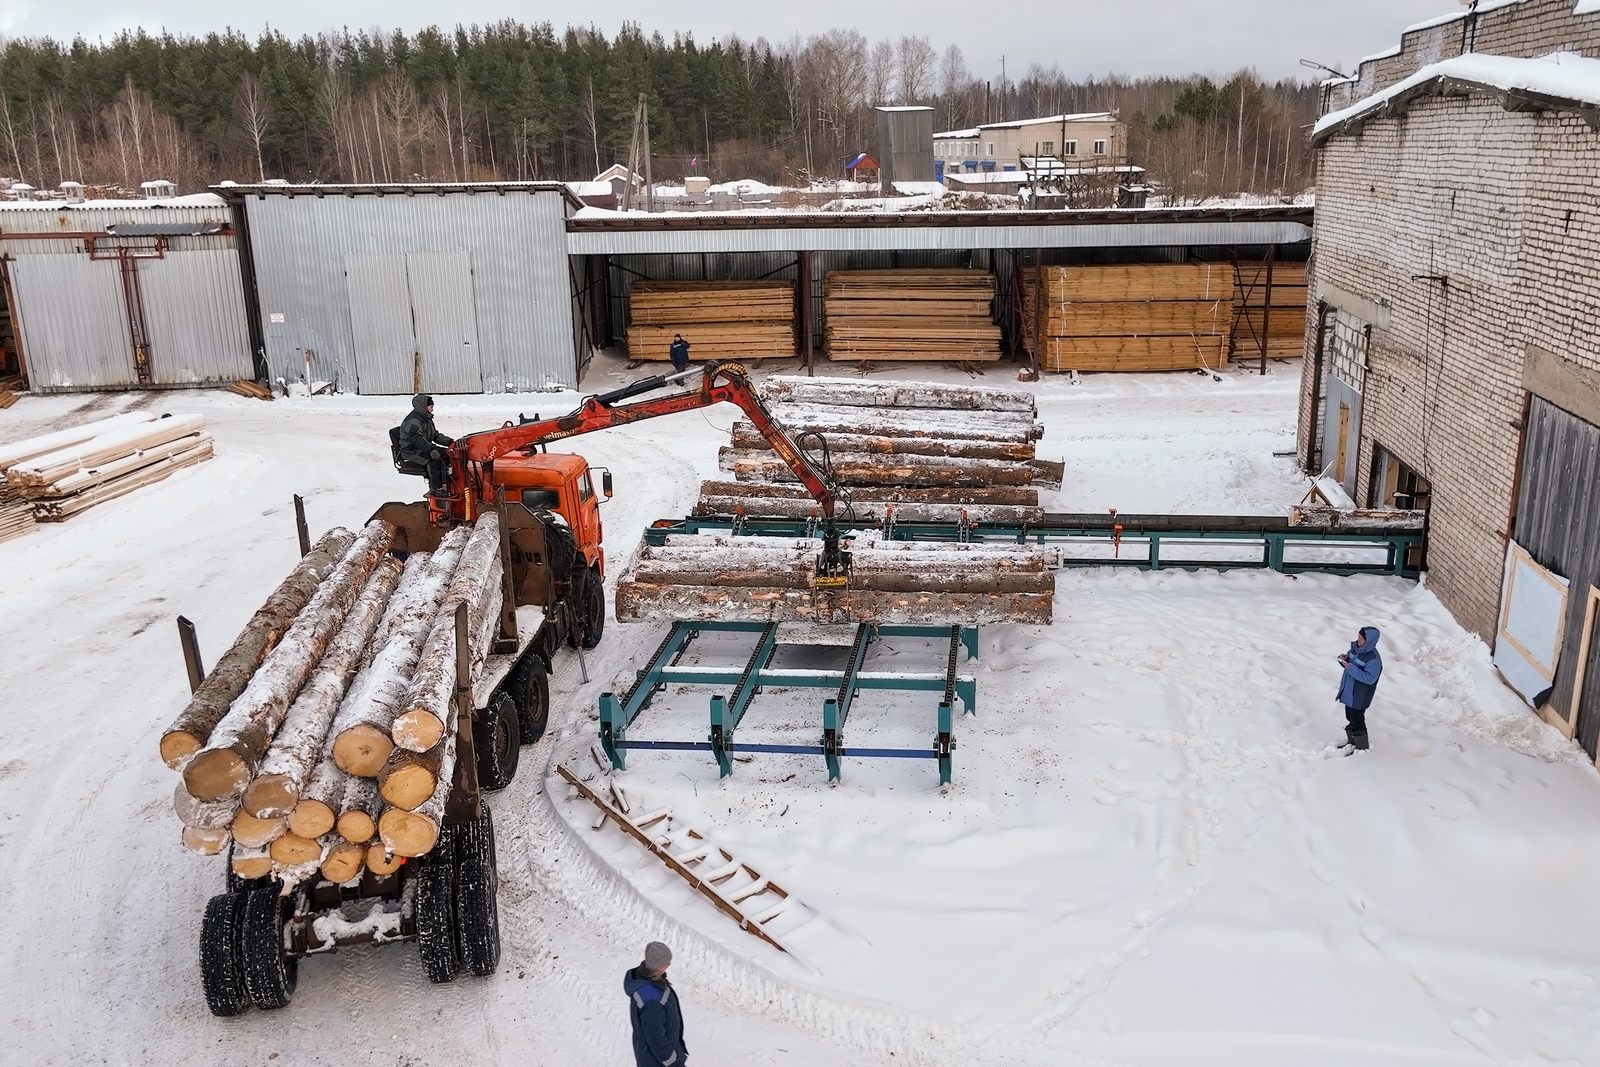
left=446, top=362, right=851, bottom=581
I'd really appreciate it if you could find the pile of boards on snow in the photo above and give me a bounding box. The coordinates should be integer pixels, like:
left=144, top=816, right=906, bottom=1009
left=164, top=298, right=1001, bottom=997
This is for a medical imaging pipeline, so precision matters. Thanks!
left=0, top=411, right=214, bottom=530
left=1020, top=264, right=1235, bottom=373
left=824, top=269, right=1002, bottom=363
left=159, top=515, right=504, bottom=887
left=614, top=375, right=1060, bottom=626
left=626, top=280, right=797, bottom=361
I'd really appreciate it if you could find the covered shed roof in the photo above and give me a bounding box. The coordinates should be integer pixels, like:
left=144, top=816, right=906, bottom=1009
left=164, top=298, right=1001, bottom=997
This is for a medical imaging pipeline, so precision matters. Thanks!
left=210, top=181, right=583, bottom=208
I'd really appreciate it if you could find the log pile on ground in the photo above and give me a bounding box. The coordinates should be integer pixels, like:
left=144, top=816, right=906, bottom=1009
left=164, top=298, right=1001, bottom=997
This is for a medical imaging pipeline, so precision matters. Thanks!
left=824, top=269, right=1001, bottom=363
left=626, top=280, right=796, bottom=361
left=1230, top=262, right=1308, bottom=361
left=159, top=514, right=505, bottom=885
left=0, top=411, right=215, bottom=523
left=615, top=374, right=1061, bottom=626
left=1020, top=264, right=1234, bottom=373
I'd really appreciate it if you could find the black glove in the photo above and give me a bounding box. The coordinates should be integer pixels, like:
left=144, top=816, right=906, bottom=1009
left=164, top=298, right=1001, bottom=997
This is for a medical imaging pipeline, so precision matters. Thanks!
left=429, top=449, right=442, bottom=461
left=439, top=435, right=455, bottom=446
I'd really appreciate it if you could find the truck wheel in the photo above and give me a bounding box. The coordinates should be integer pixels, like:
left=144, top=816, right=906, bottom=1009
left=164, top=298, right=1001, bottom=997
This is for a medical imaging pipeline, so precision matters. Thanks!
left=455, top=806, right=501, bottom=977
left=199, top=891, right=250, bottom=1017
left=510, top=656, right=550, bottom=744
left=474, top=691, right=520, bottom=791
left=578, top=568, right=605, bottom=650
left=240, top=886, right=297, bottom=1010
left=415, top=834, right=459, bottom=984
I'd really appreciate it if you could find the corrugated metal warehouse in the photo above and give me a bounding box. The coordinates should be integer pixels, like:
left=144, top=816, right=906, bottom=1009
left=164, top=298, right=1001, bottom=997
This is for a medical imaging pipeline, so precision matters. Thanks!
left=219, top=182, right=587, bottom=395
left=0, top=193, right=254, bottom=392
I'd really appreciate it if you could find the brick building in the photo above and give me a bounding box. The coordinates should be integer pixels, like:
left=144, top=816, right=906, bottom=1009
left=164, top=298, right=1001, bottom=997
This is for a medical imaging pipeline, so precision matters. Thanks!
left=1301, top=0, right=1600, bottom=758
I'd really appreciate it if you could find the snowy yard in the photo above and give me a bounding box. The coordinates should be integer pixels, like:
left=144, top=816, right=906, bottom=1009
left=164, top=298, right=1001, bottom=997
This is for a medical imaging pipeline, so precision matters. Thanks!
left=1, top=359, right=1597, bottom=1067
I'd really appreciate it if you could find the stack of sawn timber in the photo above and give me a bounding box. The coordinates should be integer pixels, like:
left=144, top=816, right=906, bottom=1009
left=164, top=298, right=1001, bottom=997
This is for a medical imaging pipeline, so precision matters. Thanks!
left=824, top=269, right=1001, bottom=363
left=1022, top=264, right=1233, bottom=372
left=160, top=514, right=505, bottom=887
left=1231, top=262, right=1307, bottom=360
left=615, top=376, right=1058, bottom=626
left=0, top=411, right=214, bottom=523
left=627, top=280, right=796, bottom=361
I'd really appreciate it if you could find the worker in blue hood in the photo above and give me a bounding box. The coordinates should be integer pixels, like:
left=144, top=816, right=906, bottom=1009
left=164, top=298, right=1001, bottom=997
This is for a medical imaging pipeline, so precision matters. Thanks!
left=624, top=941, right=687, bottom=1067
left=1336, top=625, right=1383, bottom=751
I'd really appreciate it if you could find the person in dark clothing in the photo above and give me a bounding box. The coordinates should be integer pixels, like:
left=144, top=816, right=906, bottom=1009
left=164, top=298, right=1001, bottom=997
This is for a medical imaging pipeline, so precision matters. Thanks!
left=1335, top=625, right=1384, bottom=751
left=668, top=334, right=691, bottom=373
left=399, top=393, right=454, bottom=495
left=624, top=941, right=687, bottom=1067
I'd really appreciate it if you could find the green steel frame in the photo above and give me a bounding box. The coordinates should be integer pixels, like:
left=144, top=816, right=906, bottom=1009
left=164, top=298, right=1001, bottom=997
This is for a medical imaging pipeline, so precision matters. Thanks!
left=598, top=621, right=979, bottom=784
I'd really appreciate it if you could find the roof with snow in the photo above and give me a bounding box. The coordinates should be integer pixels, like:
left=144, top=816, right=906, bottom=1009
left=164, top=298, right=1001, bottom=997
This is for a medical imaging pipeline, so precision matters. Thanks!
left=875, top=105, right=934, bottom=112
left=936, top=112, right=1116, bottom=137
left=1313, top=51, right=1600, bottom=144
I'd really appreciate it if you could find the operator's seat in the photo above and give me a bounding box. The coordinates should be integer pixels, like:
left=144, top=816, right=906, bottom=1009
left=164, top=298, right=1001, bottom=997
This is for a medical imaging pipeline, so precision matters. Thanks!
left=388, top=426, right=428, bottom=477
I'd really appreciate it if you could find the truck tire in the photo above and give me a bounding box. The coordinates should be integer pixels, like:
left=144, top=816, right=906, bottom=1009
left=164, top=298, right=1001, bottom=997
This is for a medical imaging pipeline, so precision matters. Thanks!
left=240, top=885, right=297, bottom=1010
left=474, top=691, right=520, bottom=791
left=414, top=834, right=459, bottom=984
left=455, top=806, right=501, bottom=977
left=199, top=891, right=250, bottom=1017
left=509, top=655, right=550, bottom=744
left=578, top=567, right=605, bottom=650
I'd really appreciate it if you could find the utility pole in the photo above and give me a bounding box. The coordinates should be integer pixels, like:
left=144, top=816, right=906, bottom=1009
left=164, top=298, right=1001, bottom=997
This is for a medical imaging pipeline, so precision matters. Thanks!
left=642, top=94, right=655, bottom=213
left=621, top=94, right=643, bottom=211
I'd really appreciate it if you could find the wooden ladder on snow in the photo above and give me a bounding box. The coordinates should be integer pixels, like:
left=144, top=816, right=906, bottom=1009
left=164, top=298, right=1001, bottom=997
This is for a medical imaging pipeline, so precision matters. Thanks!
left=556, top=764, right=810, bottom=953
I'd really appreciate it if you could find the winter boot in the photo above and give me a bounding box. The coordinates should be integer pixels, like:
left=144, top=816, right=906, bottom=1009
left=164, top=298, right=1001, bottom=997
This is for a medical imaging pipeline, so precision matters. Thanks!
left=1349, top=729, right=1370, bottom=752
left=1336, top=727, right=1355, bottom=750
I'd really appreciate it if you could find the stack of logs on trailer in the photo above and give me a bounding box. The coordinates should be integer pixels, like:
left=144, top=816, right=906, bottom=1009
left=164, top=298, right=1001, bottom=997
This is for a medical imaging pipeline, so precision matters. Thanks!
left=614, top=376, right=1061, bottom=626
left=161, top=513, right=504, bottom=887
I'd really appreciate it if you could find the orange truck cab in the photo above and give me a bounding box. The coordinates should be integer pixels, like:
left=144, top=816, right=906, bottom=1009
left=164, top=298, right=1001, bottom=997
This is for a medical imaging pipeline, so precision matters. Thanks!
left=482, top=451, right=612, bottom=577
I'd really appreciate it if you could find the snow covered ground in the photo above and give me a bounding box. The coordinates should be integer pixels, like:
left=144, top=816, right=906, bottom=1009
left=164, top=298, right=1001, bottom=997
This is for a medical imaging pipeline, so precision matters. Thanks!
left=1, top=359, right=1597, bottom=1067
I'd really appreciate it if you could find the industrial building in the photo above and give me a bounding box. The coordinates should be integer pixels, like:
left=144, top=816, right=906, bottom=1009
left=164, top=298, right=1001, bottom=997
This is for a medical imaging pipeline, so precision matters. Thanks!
left=0, top=191, right=253, bottom=392
left=934, top=113, right=1124, bottom=172
left=1302, top=0, right=1600, bottom=758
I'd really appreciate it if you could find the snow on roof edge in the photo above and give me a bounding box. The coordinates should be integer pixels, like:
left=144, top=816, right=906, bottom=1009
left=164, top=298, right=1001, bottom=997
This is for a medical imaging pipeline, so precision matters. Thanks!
left=1313, top=50, right=1600, bottom=141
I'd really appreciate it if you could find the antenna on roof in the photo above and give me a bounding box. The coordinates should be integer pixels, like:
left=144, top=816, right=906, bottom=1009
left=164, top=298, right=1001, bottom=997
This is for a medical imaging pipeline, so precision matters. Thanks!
left=1300, top=58, right=1349, bottom=80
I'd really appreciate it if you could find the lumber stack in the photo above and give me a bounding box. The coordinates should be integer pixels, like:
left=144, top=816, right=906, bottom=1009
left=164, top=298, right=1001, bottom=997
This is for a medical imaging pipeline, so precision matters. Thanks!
left=616, top=375, right=1061, bottom=625
left=161, top=514, right=506, bottom=887
left=1231, top=262, right=1308, bottom=360
left=824, top=269, right=1001, bottom=363
left=0, top=411, right=215, bottom=522
left=1021, top=264, right=1234, bottom=373
left=626, top=280, right=796, bottom=361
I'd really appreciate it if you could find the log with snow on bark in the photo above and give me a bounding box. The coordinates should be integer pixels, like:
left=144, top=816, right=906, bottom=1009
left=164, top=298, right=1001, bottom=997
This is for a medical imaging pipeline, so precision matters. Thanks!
left=159, top=527, right=357, bottom=768
left=692, top=483, right=1043, bottom=525
left=232, top=846, right=271, bottom=881
left=720, top=449, right=1034, bottom=489
left=0, top=411, right=156, bottom=470
left=182, top=521, right=398, bottom=800
left=759, top=375, right=1037, bottom=415
left=174, top=783, right=238, bottom=830
left=377, top=728, right=456, bottom=857
left=729, top=422, right=1037, bottom=461
left=320, top=839, right=365, bottom=884
left=181, top=825, right=231, bottom=856
left=617, top=583, right=1054, bottom=625
left=335, top=774, right=381, bottom=844
left=390, top=513, right=505, bottom=754
left=745, top=401, right=1042, bottom=446
left=241, top=554, right=406, bottom=818
left=287, top=758, right=346, bottom=839
left=329, top=529, right=469, bottom=776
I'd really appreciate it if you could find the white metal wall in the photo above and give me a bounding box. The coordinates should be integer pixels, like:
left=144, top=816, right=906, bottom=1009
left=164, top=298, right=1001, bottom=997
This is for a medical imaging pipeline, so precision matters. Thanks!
left=7, top=256, right=130, bottom=390
left=139, top=250, right=254, bottom=385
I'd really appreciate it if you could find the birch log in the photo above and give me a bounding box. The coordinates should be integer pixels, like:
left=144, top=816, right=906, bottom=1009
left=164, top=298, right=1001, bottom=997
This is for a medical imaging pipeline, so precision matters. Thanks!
left=181, top=825, right=231, bottom=856
left=174, top=783, right=239, bottom=830
left=241, top=554, right=406, bottom=817
left=391, top=514, right=504, bottom=753
left=231, top=846, right=272, bottom=881
left=320, top=840, right=365, bottom=883
left=759, top=375, right=1037, bottom=414
left=159, top=527, right=356, bottom=767
left=183, top=521, right=397, bottom=799
left=719, top=448, right=1034, bottom=488
left=287, top=758, right=346, bottom=839
left=335, top=774, right=381, bottom=844
left=729, top=423, right=1036, bottom=461
left=377, top=729, right=456, bottom=857
left=330, top=529, right=469, bottom=775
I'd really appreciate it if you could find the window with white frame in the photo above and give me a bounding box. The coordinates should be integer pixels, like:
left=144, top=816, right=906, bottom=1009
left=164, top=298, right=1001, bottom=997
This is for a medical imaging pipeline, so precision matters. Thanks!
left=985, top=142, right=995, bottom=156
left=1093, top=138, right=1107, bottom=154
left=1041, top=140, right=1054, bottom=155
left=1064, top=140, right=1077, bottom=156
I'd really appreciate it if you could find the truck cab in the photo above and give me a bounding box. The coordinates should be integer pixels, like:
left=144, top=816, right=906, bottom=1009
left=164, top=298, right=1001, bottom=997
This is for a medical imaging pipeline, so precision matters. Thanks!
left=486, top=452, right=612, bottom=575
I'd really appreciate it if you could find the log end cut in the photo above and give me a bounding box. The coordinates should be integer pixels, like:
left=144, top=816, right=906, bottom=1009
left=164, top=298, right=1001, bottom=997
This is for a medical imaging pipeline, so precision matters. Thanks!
left=335, top=809, right=377, bottom=845
left=333, top=725, right=395, bottom=778
left=287, top=799, right=337, bottom=840
left=181, top=825, right=231, bottom=856
left=159, top=730, right=203, bottom=770
left=390, top=710, right=446, bottom=754
left=241, top=773, right=299, bottom=820
left=378, top=806, right=440, bottom=858
left=231, top=810, right=287, bottom=848
left=365, top=842, right=405, bottom=876
left=269, top=832, right=323, bottom=867
left=321, top=841, right=365, bottom=884
left=183, top=748, right=252, bottom=803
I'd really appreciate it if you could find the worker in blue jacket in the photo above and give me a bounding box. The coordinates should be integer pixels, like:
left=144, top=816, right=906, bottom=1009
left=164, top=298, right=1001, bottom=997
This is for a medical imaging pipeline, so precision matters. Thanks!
left=1336, top=625, right=1384, bottom=751
left=625, top=941, right=688, bottom=1067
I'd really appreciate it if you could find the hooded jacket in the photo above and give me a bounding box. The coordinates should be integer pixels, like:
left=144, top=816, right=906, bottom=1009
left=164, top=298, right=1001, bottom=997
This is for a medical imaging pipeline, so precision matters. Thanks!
left=624, top=966, right=687, bottom=1067
left=399, top=394, right=452, bottom=464
left=1336, top=626, right=1384, bottom=710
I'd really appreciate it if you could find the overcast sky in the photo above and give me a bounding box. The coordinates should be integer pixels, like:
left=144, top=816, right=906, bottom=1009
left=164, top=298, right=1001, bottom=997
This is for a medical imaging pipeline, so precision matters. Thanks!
left=2, top=0, right=1455, bottom=81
